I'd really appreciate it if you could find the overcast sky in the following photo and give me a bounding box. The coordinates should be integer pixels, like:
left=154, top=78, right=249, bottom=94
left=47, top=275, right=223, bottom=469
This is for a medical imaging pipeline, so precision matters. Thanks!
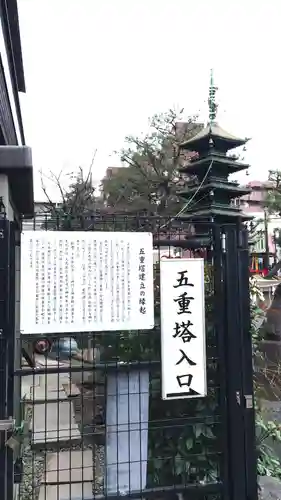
left=18, top=0, right=281, bottom=200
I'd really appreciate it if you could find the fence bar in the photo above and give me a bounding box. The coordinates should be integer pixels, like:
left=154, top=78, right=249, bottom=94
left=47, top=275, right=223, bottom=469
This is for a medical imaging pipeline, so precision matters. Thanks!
left=240, top=228, right=258, bottom=499
left=213, top=225, right=230, bottom=500
left=224, top=225, right=247, bottom=500
left=0, top=220, right=12, bottom=500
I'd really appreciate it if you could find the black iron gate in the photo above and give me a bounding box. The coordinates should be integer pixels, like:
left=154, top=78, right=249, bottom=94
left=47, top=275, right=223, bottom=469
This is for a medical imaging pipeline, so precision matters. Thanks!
left=0, top=214, right=257, bottom=500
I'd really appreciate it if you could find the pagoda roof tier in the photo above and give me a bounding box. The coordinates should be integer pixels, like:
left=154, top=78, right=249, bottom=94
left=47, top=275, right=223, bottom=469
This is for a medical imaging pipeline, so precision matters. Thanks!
left=178, top=181, right=250, bottom=200
left=180, top=153, right=249, bottom=176
left=180, top=122, right=248, bottom=152
left=179, top=207, right=253, bottom=222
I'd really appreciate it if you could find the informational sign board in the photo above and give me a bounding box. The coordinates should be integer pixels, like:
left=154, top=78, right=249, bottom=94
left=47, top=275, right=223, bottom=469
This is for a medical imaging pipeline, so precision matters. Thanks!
left=20, top=231, right=154, bottom=334
left=160, top=258, right=207, bottom=400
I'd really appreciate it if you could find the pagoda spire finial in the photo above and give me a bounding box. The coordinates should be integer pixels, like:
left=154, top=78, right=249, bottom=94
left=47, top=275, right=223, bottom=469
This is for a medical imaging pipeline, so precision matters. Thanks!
left=208, top=68, right=218, bottom=125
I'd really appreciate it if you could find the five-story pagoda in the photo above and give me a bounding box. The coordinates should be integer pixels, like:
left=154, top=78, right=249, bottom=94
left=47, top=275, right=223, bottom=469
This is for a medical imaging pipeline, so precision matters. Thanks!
left=178, top=70, right=251, bottom=222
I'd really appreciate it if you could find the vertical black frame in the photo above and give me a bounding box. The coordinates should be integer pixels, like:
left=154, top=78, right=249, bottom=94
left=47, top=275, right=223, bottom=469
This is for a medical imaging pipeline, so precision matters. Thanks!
left=239, top=228, right=258, bottom=500
left=0, top=219, right=18, bottom=500
left=222, top=224, right=257, bottom=500
left=212, top=225, right=230, bottom=500
left=0, top=218, right=11, bottom=500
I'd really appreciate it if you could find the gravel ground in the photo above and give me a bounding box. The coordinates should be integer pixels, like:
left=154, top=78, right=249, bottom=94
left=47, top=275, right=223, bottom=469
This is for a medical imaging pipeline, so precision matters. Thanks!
left=93, top=444, right=105, bottom=494
left=19, top=406, right=44, bottom=500
left=259, top=475, right=281, bottom=499
left=20, top=446, right=45, bottom=500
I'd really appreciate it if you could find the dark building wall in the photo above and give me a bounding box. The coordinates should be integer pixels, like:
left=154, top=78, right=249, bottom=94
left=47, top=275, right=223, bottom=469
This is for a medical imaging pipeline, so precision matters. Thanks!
left=0, top=4, right=30, bottom=470
left=0, top=0, right=26, bottom=145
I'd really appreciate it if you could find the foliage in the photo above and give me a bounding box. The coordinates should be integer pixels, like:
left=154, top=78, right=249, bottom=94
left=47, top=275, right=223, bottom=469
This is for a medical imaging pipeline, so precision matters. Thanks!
left=40, top=165, right=102, bottom=230
left=250, top=276, right=281, bottom=479
left=39, top=109, right=203, bottom=227
left=100, top=109, right=203, bottom=216
left=253, top=169, right=281, bottom=279
left=272, top=228, right=281, bottom=249
left=248, top=220, right=267, bottom=251
left=256, top=414, right=281, bottom=478
left=264, top=170, right=281, bottom=215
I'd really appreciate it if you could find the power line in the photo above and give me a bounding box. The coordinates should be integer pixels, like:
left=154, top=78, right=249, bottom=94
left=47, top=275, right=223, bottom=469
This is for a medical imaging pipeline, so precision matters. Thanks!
left=159, top=160, right=213, bottom=229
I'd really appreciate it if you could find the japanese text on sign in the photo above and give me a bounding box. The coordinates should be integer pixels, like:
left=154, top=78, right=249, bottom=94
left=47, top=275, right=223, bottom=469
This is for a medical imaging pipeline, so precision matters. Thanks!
left=160, top=258, right=207, bottom=400
left=20, top=231, right=154, bottom=334
left=139, top=247, right=147, bottom=315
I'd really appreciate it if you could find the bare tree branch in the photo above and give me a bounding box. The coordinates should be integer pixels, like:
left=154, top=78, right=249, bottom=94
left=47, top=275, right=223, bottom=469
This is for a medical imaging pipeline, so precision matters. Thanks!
left=101, top=108, right=203, bottom=215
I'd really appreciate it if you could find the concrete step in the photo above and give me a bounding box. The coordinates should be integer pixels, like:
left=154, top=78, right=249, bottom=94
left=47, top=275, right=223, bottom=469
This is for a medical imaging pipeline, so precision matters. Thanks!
left=38, top=482, right=93, bottom=500
left=39, top=441, right=93, bottom=499
left=39, top=373, right=70, bottom=392
left=31, top=400, right=81, bottom=449
left=35, top=355, right=66, bottom=367
left=27, top=386, right=68, bottom=403
left=42, top=449, right=93, bottom=484
left=21, top=374, right=40, bottom=399
left=35, top=355, right=70, bottom=390
left=62, top=382, right=80, bottom=398
left=24, top=380, right=80, bottom=403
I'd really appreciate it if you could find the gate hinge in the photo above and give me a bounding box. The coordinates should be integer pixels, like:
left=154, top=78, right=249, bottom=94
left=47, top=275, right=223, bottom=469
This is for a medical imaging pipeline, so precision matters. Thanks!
left=0, top=418, right=15, bottom=431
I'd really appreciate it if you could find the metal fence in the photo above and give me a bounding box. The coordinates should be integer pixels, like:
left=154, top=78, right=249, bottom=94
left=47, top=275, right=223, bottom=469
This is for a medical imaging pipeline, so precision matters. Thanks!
left=0, top=214, right=257, bottom=500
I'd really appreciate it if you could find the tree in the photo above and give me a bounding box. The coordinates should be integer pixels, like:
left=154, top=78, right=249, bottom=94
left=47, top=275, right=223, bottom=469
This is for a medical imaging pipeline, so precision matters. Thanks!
left=264, top=170, right=281, bottom=215
left=101, top=109, right=203, bottom=216
left=261, top=169, right=281, bottom=278
left=39, top=109, right=203, bottom=231
left=40, top=157, right=103, bottom=230
left=248, top=219, right=265, bottom=248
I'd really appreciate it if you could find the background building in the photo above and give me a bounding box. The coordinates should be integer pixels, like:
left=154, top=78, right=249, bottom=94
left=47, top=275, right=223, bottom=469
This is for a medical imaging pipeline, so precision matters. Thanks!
left=0, top=3, right=33, bottom=499
left=22, top=200, right=62, bottom=230
left=0, top=0, right=26, bottom=145
left=0, top=0, right=33, bottom=219
left=240, top=181, right=277, bottom=254
left=233, top=181, right=281, bottom=273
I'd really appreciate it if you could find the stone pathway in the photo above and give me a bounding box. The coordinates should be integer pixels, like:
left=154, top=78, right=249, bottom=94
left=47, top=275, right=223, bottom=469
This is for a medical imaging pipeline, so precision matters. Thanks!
left=39, top=450, right=93, bottom=500
left=39, top=483, right=93, bottom=500
left=31, top=400, right=81, bottom=449
left=20, top=353, right=105, bottom=499
left=24, top=361, right=81, bottom=450
left=22, top=356, right=92, bottom=499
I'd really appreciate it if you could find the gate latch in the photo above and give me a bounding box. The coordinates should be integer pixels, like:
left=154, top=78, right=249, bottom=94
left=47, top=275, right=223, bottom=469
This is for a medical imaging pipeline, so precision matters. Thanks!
left=244, top=395, right=253, bottom=409
left=0, top=418, right=15, bottom=431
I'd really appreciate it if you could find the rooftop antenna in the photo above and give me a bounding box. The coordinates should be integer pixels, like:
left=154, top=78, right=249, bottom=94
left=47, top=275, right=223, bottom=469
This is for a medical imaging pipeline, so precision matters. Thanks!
left=208, top=68, right=218, bottom=126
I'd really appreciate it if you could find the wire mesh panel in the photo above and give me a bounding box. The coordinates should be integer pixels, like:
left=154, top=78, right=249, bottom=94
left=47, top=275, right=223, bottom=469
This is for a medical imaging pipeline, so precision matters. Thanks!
left=15, top=215, right=227, bottom=500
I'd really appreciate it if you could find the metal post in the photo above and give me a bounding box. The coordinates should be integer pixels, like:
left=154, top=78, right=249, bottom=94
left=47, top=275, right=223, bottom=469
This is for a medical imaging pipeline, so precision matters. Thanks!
left=0, top=218, right=11, bottom=500
left=8, top=222, right=18, bottom=495
left=224, top=225, right=247, bottom=500
left=212, top=225, right=230, bottom=500
left=239, top=228, right=258, bottom=500
left=223, top=224, right=257, bottom=500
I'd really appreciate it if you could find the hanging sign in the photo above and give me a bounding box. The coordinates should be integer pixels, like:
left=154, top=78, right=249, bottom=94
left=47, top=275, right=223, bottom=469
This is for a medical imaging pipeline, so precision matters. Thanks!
left=160, top=258, right=207, bottom=399
left=20, top=231, right=154, bottom=334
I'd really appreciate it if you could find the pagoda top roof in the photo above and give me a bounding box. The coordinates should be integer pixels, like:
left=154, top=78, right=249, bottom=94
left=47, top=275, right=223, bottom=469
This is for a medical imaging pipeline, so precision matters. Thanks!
left=180, top=122, right=248, bottom=151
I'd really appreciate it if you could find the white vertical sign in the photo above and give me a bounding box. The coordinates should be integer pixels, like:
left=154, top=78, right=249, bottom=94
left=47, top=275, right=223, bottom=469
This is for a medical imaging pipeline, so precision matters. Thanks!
left=160, top=258, right=207, bottom=400
left=20, top=231, right=154, bottom=334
